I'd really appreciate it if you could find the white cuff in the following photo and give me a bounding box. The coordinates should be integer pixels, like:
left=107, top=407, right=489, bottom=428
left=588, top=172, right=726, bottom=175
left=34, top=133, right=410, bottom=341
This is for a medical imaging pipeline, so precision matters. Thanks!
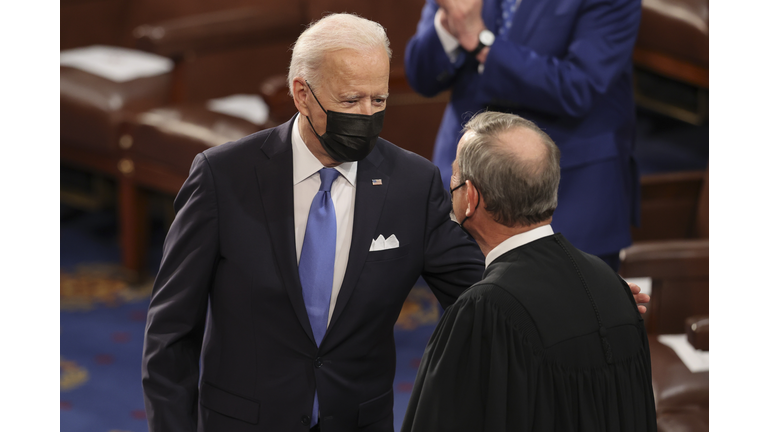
left=434, top=10, right=461, bottom=64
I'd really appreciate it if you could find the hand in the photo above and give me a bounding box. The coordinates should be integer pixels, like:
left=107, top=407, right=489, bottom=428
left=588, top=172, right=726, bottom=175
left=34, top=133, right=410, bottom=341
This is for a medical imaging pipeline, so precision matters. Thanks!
left=437, top=0, right=485, bottom=51
left=437, top=8, right=459, bottom=39
left=628, top=282, right=650, bottom=314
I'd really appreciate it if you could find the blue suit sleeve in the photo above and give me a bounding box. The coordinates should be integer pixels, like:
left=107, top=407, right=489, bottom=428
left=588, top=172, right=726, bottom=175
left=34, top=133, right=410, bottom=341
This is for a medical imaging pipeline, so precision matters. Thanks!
left=405, top=0, right=468, bottom=97
left=142, top=153, right=219, bottom=432
left=479, top=0, right=641, bottom=118
left=420, top=164, right=485, bottom=309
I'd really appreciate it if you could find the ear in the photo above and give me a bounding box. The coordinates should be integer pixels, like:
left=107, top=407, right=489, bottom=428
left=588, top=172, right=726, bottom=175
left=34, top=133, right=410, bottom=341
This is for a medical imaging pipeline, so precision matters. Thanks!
left=292, top=78, right=310, bottom=116
left=465, top=179, right=479, bottom=217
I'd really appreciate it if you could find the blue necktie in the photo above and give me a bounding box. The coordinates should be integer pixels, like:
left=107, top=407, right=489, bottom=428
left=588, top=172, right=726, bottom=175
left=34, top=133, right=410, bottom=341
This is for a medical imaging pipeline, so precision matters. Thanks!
left=497, top=0, right=517, bottom=38
left=299, top=167, right=340, bottom=427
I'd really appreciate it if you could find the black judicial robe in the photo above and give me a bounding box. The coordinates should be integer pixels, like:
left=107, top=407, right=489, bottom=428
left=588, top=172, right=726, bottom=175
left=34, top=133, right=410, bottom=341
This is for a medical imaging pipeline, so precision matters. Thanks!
left=401, top=234, right=657, bottom=432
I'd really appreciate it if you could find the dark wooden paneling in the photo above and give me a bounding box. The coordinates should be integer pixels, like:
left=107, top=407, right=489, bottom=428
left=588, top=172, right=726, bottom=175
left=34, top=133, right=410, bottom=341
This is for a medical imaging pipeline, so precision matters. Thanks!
left=61, top=0, right=130, bottom=50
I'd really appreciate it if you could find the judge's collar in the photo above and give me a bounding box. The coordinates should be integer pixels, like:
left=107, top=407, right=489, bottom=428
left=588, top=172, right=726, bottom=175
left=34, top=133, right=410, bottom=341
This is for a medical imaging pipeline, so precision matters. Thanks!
left=485, top=224, right=554, bottom=268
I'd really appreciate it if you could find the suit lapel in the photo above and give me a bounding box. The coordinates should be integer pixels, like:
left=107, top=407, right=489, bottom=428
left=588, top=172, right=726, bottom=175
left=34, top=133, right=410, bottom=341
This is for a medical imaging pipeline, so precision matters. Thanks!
left=254, top=116, right=316, bottom=344
left=327, top=144, right=389, bottom=334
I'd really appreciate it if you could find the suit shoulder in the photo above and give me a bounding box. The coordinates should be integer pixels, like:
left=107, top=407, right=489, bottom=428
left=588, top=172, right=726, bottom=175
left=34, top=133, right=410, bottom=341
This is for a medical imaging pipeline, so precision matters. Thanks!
left=199, top=117, right=294, bottom=176
left=201, top=127, right=273, bottom=165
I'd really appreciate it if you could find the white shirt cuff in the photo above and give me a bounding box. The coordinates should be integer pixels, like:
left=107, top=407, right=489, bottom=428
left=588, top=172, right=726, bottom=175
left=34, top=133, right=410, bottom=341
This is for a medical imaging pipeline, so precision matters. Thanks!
left=434, top=11, right=461, bottom=64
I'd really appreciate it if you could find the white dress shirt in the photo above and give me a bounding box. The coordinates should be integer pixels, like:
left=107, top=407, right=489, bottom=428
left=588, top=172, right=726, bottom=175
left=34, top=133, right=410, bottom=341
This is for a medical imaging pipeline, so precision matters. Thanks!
left=292, top=118, right=357, bottom=327
left=434, top=11, right=462, bottom=64
left=485, top=224, right=554, bottom=268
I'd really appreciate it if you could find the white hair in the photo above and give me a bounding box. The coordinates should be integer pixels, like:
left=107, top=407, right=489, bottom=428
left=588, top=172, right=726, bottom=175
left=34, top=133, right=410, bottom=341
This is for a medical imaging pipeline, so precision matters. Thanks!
left=287, top=13, right=391, bottom=97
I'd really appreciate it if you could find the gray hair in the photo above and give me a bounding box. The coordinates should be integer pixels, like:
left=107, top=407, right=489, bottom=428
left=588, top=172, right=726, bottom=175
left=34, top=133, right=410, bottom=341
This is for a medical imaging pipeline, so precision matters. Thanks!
left=458, top=111, right=561, bottom=227
left=287, top=13, right=392, bottom=97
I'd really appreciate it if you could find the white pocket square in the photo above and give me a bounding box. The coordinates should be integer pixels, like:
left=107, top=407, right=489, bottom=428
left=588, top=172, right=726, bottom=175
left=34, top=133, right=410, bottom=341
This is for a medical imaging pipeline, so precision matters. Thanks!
left=369, top=234, right=399, bottom=251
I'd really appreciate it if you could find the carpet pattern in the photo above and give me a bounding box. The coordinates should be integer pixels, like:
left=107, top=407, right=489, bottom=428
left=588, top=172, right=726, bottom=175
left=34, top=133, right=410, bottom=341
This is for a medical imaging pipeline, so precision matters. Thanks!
left=60, top=264, right=155, bottom=432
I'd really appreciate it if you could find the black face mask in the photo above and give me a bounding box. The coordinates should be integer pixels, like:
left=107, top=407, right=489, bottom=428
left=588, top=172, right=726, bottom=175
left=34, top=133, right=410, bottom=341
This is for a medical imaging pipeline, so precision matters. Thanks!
left=305, top=82, right=386, bottom=162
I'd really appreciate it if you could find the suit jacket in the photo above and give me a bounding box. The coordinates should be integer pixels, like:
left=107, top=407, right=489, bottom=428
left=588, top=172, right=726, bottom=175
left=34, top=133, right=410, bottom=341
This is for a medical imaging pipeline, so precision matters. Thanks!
left=402, top=233, right=657, bottom=431
left=405, top=0, right=642, bottom=256
left=141, top=116, right=485, bottom=432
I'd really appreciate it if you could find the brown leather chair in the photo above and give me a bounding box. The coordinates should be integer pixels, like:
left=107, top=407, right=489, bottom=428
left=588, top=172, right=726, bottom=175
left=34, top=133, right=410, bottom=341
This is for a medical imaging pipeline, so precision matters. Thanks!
left=633, top=0, right=709, bottom=124
left=61, top=1, right=305, bottom=274
left=61, top=67, right=173, bottom=184
left=649, top=316, right=709, bottom=432
left=61, top=1, right=303, bottom=169
left=620, top=169, right=708, bottom=335
left=116, top=104, right=273, bottom=270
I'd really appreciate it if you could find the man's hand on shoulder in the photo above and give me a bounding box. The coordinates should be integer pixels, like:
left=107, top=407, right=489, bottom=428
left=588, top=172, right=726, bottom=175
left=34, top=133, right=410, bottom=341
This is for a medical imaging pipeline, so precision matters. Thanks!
left=627, top=282, right=649, bottom=314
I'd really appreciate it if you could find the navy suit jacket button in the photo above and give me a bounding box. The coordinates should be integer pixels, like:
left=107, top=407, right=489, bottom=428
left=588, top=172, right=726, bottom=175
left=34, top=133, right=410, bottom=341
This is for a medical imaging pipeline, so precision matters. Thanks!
left=314, top=357, right=323, bottom=368
left=301, top=415, right=311, bottom=425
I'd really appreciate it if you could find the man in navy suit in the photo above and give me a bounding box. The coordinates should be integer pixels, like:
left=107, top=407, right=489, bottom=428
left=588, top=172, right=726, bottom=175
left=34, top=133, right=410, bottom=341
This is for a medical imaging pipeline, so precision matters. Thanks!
left=405, top=0, right=643, bottom=269
left=141, top=13, right=485, bottom=432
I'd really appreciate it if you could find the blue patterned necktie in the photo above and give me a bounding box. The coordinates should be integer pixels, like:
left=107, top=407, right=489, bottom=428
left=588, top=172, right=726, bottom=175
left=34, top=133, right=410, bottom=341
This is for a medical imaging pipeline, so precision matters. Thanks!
left=298, top=167, right=340, bottom=427
left=497, top=0, right=518, bottom=38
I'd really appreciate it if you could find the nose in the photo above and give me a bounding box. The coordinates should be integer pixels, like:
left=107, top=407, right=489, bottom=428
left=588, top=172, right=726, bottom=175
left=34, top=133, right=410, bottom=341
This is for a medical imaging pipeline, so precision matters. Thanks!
left=359, top=100, right=374, bottom=115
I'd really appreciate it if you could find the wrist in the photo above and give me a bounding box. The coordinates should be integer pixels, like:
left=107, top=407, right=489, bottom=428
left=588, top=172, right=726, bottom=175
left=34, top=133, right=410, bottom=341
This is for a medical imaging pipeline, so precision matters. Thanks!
left=467, top=29, right=495, bottom=58
left=457, top=20, right=486, bottom=50
left=459, top=32, right=479, bottom=52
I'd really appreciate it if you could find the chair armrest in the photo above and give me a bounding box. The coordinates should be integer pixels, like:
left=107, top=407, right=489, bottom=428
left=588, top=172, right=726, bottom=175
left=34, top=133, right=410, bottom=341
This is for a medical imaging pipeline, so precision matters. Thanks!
left=634, top=0, right=708, bottom=87
left=620, top=239, right=709, bottom=278
left=620, top=239, right=709, bottom=334
left=636, top=0, right=708, bottom=68
left=649, top=337, right=709, bottom=415
left=133, top=5, right=304, bottom=60
left=686, top=315, right=708, bottom=351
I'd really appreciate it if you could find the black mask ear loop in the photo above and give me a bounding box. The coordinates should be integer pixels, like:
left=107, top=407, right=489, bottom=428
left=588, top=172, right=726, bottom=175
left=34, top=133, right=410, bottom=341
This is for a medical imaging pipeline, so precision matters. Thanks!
left=451, top=181, right=480, bottom=232
left=459, top=198, right=480, bottom=231
left=305, top=81, right=328, bottom=114
left=304, top=81, right=329, bottom=139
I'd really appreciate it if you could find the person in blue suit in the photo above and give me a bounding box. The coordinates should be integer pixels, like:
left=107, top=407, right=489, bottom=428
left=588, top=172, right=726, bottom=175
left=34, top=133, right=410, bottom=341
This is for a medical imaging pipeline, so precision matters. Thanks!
left=405, top=0, right=643, bottom=269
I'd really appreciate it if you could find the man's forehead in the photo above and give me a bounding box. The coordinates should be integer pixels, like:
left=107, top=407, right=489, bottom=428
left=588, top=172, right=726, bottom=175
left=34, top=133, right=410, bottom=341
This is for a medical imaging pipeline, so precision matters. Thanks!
left=320, top=48, right=388, bottom=82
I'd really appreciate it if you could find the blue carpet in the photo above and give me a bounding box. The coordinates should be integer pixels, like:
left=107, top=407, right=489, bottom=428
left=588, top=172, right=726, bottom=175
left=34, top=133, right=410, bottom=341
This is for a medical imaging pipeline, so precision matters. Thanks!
left=61, top=297, right=151, bottom=431
left=60, top=203, right=156, bottom=432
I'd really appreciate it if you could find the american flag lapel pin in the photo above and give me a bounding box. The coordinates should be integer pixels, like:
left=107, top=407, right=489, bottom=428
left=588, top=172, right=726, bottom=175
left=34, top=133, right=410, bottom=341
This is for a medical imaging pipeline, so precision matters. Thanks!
left=371, top=179, right=383, bottom=186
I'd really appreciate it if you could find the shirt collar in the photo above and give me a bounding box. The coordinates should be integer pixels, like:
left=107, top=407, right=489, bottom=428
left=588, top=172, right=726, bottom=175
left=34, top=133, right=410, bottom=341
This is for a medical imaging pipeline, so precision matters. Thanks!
left=291, top=116, right=357, bottom=186
left=485, top=224, right=555, bottom=267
